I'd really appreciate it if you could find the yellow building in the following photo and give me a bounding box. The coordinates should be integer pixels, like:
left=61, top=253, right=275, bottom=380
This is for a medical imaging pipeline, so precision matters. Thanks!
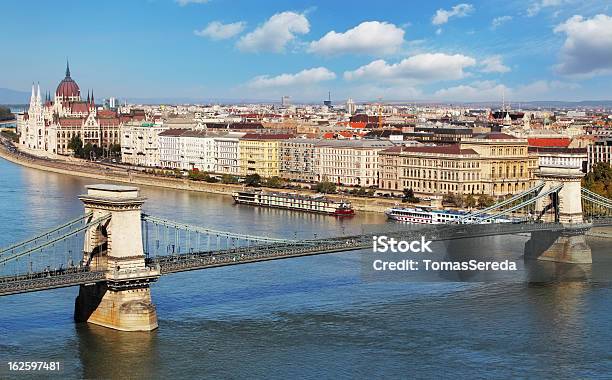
left=379, top=133, right=538, bottom=197
left=239, top=133, right=293, bottom=177
left=461, top=133, right=538, bottom=195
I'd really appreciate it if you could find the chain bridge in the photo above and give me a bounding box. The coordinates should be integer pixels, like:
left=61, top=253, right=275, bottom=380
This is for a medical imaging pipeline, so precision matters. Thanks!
left=1, top=163, right=611, bottom=331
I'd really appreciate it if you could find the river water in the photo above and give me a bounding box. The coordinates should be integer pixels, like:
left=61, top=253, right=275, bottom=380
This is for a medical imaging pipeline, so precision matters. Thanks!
left=0, top=157, right=611, bottom=379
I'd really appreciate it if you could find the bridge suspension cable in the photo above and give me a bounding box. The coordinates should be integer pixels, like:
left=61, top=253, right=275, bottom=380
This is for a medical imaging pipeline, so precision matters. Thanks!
left=141, top=214, right=297, bottom=244
left=0, top=211, right=93, bottom=257
left=457, top=182, right=545, bottom=222
left=475, top=184, right=564, bottom=223
left=0, top=213, right=111, bottom=266
left=581, top=188, right=612, bottom=207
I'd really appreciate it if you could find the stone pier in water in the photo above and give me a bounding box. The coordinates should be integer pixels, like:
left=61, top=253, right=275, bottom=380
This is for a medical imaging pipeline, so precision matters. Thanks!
left=74, top=184, right=159, bottom=331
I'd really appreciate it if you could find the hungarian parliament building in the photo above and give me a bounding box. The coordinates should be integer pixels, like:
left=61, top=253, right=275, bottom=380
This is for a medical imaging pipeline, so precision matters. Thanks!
left=19, top=62, right=144, bottom=155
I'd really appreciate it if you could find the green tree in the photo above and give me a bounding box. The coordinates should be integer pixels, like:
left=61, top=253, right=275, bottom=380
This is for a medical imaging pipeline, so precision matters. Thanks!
left=265, top=176, right=284, bottom=188
left=350, top=186, right=367, bottom=196
left=220, top=174, right=239, bottom=184
left=204, top=173, right=219, bottom=183
left=244, top=174, right=262, bottom=187
left=67, top=135, right=84, bottom=158
left=0, top=130, right=19, bottom=142
left=314, top=181, right=337, bottom=194
left=0, top=106, right=14, bottom=121
left=583, top=162, right=612, bottom=198
left=402, top=188, right=420, bottom=203
left=82, top=143, right=95, bottom=160
left=188, top=169, right=205, bottom=181
left=443, top=193, right=464, bottom=207
left=109, top=143, right=121, bottom=158
left=477, top=193, right=496, bottom=208
left=464, top=193, right=477, bottom=208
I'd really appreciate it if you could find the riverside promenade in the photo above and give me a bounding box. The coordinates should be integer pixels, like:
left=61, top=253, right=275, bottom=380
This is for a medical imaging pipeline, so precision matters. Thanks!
left=0, top=137, right=397, bottom=213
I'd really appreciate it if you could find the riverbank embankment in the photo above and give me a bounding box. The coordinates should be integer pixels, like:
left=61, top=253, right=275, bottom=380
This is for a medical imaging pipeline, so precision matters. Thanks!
left=0, top=140, right=398, bottom=213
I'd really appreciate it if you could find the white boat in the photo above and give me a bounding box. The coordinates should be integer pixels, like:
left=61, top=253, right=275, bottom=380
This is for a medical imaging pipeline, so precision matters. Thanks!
left=232, top=189, right=355, bottom=216
left=385, top=206, right=515, bottom=224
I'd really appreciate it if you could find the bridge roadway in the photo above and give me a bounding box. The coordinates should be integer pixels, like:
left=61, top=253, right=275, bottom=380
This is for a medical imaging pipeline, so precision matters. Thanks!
left=0, top=267, right=104, bottom=296
left=2, top=221, right=604, bottom=297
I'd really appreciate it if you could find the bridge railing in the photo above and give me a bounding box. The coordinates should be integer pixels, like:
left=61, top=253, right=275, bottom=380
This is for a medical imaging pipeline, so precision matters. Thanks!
left=107, top=266, right=161, bottom=281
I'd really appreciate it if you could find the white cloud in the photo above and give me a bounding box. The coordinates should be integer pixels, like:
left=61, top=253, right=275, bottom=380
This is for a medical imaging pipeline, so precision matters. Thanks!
left=308, top=21, right=405, bottom=56
left=434, top=81, right=508, bottom=101
left=513, top=80, right=581, bottom=99
left=247, top=67, right=336, bottom=88
left=480, top=55, right=511, bottom=73
left=432, top=3, right=474, bottom=25
left=491, top=15, right=512, bottom=29
left=349, top=84, right=423, bottom=100
left=553, top=14, right=612, bottom=76
left=194, top=21, right=246, bottom=40
left=527, top=0, right=564, bottom=17
left=434, top=79, right=581, bottom=102
left=435, top=28, right=443, bottom=35
left=344, top=53, right=476, bottom=84
left=237, top=11, right=310, bottom=53
left=176, top=0, right=210, bottom=6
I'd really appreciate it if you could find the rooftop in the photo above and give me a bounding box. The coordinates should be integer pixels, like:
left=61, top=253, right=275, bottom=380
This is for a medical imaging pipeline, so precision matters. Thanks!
left=383, top=144, right=479, bottom=156
left=472, top=132, right=518, bottom=140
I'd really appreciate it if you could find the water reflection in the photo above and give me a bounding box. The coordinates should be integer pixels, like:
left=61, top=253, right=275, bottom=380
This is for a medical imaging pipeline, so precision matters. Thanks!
left=76, top=324, right=160, bottom=379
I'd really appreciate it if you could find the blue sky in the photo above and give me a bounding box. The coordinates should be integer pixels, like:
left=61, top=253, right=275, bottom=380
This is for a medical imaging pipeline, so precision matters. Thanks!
left=2, top=0, right=611, bottom=102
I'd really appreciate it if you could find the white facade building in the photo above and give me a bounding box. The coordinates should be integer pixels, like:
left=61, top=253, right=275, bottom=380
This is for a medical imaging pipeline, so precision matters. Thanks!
left=588, top=138, right=612, bottom=171
left=121, top=122, right=168, bottom=167
left=159, top=129, right=187, bottom=169
left=214, top=132, right=244, bottom=175
left=181, top=130, right=217, bottom=172
left=20, top=62, right=135, bottom=155
left=316, top=140, right=394, bottom=186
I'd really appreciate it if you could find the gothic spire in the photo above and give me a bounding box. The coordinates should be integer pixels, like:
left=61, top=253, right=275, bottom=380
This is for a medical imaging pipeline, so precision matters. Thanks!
left=90, top=90, right=94, bottom=106
left=65, top=59, right=71, bottom=77
left=87, top=90, right=90, bottom=103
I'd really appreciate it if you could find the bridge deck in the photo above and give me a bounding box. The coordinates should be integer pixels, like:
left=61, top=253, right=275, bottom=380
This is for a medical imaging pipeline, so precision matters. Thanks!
left=0, top=220, right=606, bottom=296
left=0, top=268, right=104, bottom=296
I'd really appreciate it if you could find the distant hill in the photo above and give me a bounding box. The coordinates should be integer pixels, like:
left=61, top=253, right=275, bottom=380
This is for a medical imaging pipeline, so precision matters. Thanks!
left=0, top=88, right=29, bottom=104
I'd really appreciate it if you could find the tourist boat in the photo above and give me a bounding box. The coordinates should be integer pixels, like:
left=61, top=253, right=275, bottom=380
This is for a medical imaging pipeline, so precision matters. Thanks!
left=232, top=189, right=355, bottom=216
left=385, top=206, right=515, bottom=224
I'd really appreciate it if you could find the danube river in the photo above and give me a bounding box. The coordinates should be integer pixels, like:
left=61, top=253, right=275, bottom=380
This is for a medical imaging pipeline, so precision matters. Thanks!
left=1, top=157, right=611, bottom=379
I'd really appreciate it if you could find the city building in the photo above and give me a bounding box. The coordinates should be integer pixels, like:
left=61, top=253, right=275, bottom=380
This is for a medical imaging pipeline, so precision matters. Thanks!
left=346, top=98, right=357, bottom=115
left=20, top=62, right=141, bottom=155
left=121, top=121, right=168, bottom=167
left=214, top=132, right=245, bottom=175
left=460, top=133, right=538, bottom=196
left=530, top=147, right=587, bottom=172
left=317, top=140, right=394, bottom=187
left=280, top=139, right=319, bottom=182
left=379, top=133, right=537, bottom=197
left=159, top=129, right=188, bottom=169
left=180, top=130, right=217, bottom=172
left=412, top=125, right=473, bottom=143
left=588, top=137, right=612, bottom=171
left=239, top=134, right=294, bottom=177
left=379, top=144, right=482, bottom=195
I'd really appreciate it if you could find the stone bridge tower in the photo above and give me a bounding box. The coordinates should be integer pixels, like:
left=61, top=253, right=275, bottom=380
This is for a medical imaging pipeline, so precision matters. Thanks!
left=526, top=162, right=591, bottom=264
left=74, top=184, right=159, bottom=331
left=534, top=165, right=584, bottom=223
